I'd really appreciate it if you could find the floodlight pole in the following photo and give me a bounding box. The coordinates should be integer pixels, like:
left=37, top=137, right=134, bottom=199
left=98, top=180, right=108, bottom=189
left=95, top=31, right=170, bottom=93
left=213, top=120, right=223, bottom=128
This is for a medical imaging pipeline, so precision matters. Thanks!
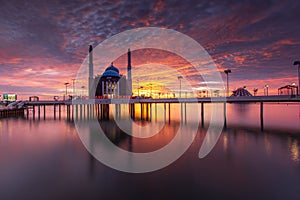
left=178, top=76, right=183, bottom=98
left=293, top=61, right=300, bottom=95
left=224, top=69, right=232, bottom=97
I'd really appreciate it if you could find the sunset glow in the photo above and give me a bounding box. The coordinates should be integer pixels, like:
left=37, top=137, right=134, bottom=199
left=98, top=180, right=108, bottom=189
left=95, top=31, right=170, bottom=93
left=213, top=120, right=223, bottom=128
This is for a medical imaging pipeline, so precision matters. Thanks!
left=1, top=0, right=300, bottom=99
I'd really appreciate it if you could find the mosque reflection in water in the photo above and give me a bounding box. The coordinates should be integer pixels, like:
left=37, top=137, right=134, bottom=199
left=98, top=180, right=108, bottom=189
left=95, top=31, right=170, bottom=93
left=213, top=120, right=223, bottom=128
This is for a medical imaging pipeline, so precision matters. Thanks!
left=79, top=102, right=190, bottom=154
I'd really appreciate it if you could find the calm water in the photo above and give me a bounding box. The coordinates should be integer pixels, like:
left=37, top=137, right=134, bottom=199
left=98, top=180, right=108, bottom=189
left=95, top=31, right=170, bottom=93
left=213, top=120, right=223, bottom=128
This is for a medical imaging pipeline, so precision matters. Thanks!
left=0, top=103, right=300, bottom=200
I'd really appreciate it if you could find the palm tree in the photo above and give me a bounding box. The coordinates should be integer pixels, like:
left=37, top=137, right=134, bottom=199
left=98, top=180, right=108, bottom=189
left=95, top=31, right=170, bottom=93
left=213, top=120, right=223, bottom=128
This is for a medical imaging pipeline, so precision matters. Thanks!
left=253, top=88, right=258, bottom=96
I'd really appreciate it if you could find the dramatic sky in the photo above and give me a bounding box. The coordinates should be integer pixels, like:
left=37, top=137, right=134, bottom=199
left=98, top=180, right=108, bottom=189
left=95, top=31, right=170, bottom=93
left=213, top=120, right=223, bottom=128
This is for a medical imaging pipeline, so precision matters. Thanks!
left=1, top=0, right=300, bottom=99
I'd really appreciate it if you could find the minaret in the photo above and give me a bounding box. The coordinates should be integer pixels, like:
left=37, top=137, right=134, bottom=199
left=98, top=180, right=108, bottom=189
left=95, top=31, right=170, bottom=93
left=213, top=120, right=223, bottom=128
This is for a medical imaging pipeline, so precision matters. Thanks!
left=88, top=45, right=94, bottom=99
left=127, top=48, right=132, bottom=96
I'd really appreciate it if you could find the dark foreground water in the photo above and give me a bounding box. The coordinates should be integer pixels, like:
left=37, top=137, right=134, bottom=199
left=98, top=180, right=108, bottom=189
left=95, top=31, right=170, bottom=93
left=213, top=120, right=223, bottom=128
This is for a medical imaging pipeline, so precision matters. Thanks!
left=0, top=103, right=300, bottom=200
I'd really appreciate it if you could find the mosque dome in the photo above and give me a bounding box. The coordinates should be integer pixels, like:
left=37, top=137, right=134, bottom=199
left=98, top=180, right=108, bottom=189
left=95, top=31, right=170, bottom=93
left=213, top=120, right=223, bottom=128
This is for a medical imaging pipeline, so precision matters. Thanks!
left=101, top=63, right=120, bottom=78
left=105, top=63, right=119, bottom=73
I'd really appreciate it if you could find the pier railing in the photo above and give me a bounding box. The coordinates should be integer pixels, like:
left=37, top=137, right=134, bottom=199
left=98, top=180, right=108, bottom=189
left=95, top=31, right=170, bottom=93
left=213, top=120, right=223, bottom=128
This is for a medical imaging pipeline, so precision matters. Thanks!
left=19, top=95, right=300, bottom=107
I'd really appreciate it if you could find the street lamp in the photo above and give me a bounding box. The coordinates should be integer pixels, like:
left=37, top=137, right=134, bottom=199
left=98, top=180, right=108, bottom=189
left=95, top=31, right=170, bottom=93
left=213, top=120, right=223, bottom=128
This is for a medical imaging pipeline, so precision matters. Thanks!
left=291, top=82, right=296, bottom=96
left=64, top=82, right=70, bottom=100
left=264, top=84, right=269, bottom=96
left=149, top=83, right=152, bottom=97
left=81, top=86, right=85, bottom=98
left=72, top=79, right=75, bottom=97
left=224, top=69, right=232, bottom=97
left=293, top=61, right=300, bottom=95
left=137, top=79, right=139, bottom=96
left=138, top=86, right=143, bottom=97
left=178, top=75, right=183, bottom=98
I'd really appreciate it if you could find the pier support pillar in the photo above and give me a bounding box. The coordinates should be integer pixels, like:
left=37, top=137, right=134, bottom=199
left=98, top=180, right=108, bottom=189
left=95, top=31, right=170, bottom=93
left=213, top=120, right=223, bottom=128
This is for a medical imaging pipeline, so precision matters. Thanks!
left=32, top=105, right=35, bottom=120
left=164, top=103, right=166, bottom=122
left=75, top=104, right=78, bottom=120
left=260, top=102, right=264, bottom=131
left=79, top=104, right=82, bottom=120
left=83, top=104, right=86, bottom=118
left=150, top=103, right=152, bottom=122
left=71, top=105, right=74, bottom=121
left=26, top=106, right=29, bottom=119
left=38, top=105, right=40, bottom=120
left=43, top=105, right=46, bottom=120
left=224, top=102, right=227, bottom=129
left=201, top=102, right=204, bottom=127
left=66, top=105, right=70, bottom=120
left=87, top=104, right=90, bottom=119
left=97, top=104, right=100, bottom=118
left=58, top=104, right=61, bottom=120
left=132, top=104, right=135, bottom=119
left=168, top=103, right=171, bottom=124
left=180, top=103, right=183, bottom=123
left=155, top=103, right=157, bottom=121
left=54, top=104, right=56, bottom=120
left=184, top=102, right=187, bottom=123
left=146, top=103, right=149, bottom=121
left=140, top=103, right=143, bottom=120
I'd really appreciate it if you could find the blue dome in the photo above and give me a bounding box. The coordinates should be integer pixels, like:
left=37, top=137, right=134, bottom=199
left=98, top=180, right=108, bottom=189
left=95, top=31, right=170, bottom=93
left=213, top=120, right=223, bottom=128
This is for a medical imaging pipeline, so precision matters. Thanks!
left=102, top=69, right=120, bottom=78
left=105, top=63, right=119, bottom=74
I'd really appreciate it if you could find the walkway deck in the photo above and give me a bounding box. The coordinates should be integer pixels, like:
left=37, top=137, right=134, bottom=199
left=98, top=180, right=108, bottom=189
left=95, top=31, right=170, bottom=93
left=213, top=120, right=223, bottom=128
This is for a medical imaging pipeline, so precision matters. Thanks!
left=23, top=95, right=300, bottom=106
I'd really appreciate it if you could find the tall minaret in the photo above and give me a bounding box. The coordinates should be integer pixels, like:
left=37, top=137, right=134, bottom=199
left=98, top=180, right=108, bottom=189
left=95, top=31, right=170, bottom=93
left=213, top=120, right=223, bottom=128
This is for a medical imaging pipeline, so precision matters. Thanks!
left=127, top=48, right=132, bottom=96
left=88, top=45, right=94, bottom=99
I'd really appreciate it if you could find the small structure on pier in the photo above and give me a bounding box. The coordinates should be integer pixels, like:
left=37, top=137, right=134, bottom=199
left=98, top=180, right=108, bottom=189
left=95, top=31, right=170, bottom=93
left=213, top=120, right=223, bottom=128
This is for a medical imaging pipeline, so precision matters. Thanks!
left=278, top=84, right=298, bottom=96
left=29, top=96, right=39, bottom=101
left=231, top=87, right=252, bottom=97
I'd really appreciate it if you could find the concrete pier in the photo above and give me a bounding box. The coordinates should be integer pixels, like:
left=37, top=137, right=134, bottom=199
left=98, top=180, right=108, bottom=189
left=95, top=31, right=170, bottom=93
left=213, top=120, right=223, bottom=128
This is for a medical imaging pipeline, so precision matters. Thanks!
left=4, top=95, right=296, bottom=132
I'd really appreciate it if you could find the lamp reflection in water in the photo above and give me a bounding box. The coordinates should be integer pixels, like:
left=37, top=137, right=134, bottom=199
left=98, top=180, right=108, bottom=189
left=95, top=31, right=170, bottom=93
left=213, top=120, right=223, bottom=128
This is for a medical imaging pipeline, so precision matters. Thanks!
left=264, top=134, right=272, bottom=156
left=288, top=137, right=299, bottom=162
left=223, top=132, right=228, bottom=152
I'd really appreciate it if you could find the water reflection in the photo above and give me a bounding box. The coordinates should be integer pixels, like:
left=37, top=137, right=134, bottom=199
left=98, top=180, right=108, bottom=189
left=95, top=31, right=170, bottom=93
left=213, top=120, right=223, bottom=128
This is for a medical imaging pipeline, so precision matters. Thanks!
left=288, top=137, right=300, bottom=162
left=264, top=134, right=272, bottom=156
left=223, top=132, right=228, bottom=152
left=0, top=103, right=300, bottom=199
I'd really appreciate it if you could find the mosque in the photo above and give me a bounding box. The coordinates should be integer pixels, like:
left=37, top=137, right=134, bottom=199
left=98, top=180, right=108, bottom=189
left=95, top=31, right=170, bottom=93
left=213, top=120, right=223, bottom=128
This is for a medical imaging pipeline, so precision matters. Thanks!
left=88, top=45, right=132, bottom=98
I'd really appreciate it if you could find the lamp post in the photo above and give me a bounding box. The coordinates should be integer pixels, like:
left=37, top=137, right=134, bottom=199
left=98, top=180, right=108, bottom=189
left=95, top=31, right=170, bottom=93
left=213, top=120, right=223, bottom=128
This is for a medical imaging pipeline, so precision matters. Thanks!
left=264, top=84, right=269, bottom=96
left=81, top=86, right=85, bottom=98
left=72, top=79, right=75, bottom=97
left=149, top=83, right=152, bottom=98
left=224, top=69, right=232, bottom=97
left=293, top=61, right=300, bottom=95
left=64, top=82, right=70, bottom=100
left=178, top=75, right=183, bottom=98
left=137, top=79, right=139, bottom=96
left=291, top=83, right=296, bottom=95
left=138, top=86, right=143, bottom=97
